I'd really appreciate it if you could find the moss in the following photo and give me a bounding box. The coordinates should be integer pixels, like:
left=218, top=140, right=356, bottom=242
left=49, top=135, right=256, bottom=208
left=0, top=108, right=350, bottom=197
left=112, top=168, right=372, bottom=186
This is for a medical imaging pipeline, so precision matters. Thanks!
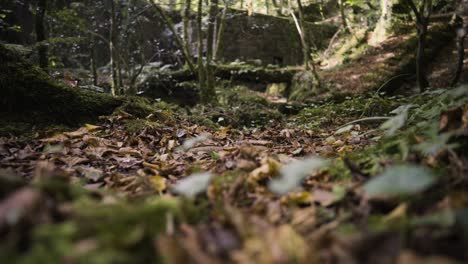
left=0, top=45, right=123, bottom=132
left=122, top=119, right=160, bottom=134
left=218, top=86, right=283, bottom=127
left=117, top=97, right=157, bottom=118
left=325, top=29, right=369, bottom=67
left=293, top=95, right=403, bottom=130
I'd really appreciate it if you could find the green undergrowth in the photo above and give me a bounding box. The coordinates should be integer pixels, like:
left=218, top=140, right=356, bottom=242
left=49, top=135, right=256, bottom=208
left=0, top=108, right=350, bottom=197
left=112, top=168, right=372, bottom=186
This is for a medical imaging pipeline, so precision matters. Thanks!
left=323, top=86, right=468, bottom=250
left=291, top=94, right=404, bottom=131
left=329, top=86, right=468, bottom=181
left=189, top=85, right=284, bottom=128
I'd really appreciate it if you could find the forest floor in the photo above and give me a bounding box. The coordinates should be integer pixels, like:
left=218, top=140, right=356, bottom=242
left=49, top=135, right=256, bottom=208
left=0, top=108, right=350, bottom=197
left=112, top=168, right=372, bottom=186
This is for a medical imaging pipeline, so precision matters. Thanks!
left=1, top=4, right=468, bottom=263
left=1, top=82, right=467, bottom=263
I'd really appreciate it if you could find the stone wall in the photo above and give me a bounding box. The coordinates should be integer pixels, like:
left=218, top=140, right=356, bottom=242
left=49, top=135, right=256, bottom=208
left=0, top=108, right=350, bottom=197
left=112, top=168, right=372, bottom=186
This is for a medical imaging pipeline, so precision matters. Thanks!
left=211, top=11, right=338, bottom=66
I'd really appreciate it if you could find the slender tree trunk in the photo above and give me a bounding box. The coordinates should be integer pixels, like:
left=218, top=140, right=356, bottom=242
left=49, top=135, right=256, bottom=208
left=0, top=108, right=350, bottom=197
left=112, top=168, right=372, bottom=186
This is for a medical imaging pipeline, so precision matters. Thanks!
left=416, top=24, right=429, bottom=91
left=214, top=0, right=228, bottom=60
left=407, top=0, right=431, bottom=92
left=292, top=0, right=321, bottom=88
left=36, top=0, right=48, bottom=71
left=110, top=0, right=119, bottom=96
left=338, top=0, right=349, bottom=33
left=451, top=28, right=466, bottom=87
left=204, top=0, right=218, bottom=103
left=90, top=34, right=98, bottom=86
left=183, top=0, right=192, bottom=57
left=295, top=0, right=309, bottom=70
left=319, top=0, right=325, bottom=20
left=197, top=0, right=206, bottom=97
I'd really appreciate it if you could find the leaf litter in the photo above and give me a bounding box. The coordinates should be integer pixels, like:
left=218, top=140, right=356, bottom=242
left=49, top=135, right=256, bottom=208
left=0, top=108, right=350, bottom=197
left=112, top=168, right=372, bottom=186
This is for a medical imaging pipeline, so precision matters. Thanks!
left=0, top=87, right=467, bottom=263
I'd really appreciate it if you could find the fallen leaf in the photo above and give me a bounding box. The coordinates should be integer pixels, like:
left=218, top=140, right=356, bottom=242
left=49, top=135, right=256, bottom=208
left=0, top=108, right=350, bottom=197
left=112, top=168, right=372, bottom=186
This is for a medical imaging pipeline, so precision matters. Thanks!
left=78, top=167, right=103, bottom=182
left=249, top=158, right=281, bottom=182
left=85, top=124, right=101, bottom=132
left=150, top=175, right=167, bottom=192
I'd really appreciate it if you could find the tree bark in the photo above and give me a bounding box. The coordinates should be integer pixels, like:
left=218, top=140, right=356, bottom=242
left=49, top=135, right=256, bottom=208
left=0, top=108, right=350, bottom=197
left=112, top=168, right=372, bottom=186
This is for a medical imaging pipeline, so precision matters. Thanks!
left=416, top=24, right=429, bottom=91
left=451, top=28, right=466, bottom=87
left=197, top=0, right=206, bottom=98
left=183, top=0, right=192, bottom=58
left=370, top=0, right=394, bottom=45
left=338, top=0, right=350, bottom=33
left=291, top=0, right=321, bottom=88
left=35, top=0, right=48, bottom=71
left=295, top=0, right=309, bottom=70
left=204, top=0, right=218, bottom=103
left=110, top=0, right=120, bottom=96
left=90, top=34, right=98, bottom=86
left=214, top=0, right=229, bottom=60
left=407, top=0, right=431, bottom=92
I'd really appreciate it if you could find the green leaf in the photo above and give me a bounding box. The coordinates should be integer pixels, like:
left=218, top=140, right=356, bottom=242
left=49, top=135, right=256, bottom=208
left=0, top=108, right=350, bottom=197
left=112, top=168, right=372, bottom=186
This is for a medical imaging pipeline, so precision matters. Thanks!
left=364, top=165, right=436, bottom=198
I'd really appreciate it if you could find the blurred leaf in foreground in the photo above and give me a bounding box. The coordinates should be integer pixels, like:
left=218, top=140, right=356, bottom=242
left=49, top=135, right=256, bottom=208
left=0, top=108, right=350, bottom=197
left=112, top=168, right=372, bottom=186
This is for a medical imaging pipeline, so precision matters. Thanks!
left=269, top=157, right=329, bottom=195
left=364, top=165, right=436, bottom=199
left=171, top=172, right=213, bottom=198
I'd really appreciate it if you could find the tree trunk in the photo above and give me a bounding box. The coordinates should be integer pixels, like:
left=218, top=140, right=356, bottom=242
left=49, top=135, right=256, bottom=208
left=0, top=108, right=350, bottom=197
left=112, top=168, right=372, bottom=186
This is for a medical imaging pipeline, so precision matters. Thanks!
left=110, top=0, right=119, bottom=96
left=407, top=0, right=431, bottom=92
left=183, top=0, right=192, bottom=58
left=416, top=24, right=429, bottom=91
left=338, top=0, right=350, bottom=33
left=197, top=0, right=206, bottom=97
left=370, top=0, right=394, bottom=45
left=90, top=34, right=98, bottom=86
left=451, top=29, right=466, bottom=87
left=35, top=0, right=48, bottom=71
left=204, top=0, right=218, bottom=103
left=214, top=0, right=229, bottom=60
left=292, top=0, right=322, bottom=88
left=295, top=0, right=309, bottom=70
